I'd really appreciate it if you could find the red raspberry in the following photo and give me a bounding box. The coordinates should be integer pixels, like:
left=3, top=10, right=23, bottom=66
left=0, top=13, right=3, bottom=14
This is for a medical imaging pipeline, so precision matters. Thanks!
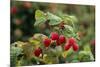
left=64, top=37, right=79, bottom=51
left=50, top=32, right=59, bottom=40
left=72, top=43, right=79, bottom=51
left=68, top=37, right=76, bottom=45
left=56, top=35, right=66, bottom=46
left=56, top=39, right=60, bottom=46
left=64, top=43, right=71, bottom=51
left=38, top=47, right=42, bottom=53
left=34, top=48, right=42, bottom=57
left=11, top=6, right=17, bottom=14
left=43, top=38, right=51, bottom=47
left=59, top=35, right=66, bottom=44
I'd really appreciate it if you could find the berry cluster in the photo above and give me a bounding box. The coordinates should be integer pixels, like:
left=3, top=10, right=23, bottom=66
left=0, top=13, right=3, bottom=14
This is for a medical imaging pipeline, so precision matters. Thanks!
left=33, top=32, right=79, bottom=57
left=64, top=37, right=79, bottom=51
left=43, top=32, right=66, bottom=47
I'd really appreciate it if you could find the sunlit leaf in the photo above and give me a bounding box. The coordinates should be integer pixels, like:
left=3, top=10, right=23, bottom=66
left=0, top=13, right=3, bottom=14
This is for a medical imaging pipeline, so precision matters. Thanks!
left=35, top=10, right=45, bottom=20
left=11, top=41, right=25, bottom=48
left=34, top=10, right=46, bottom=26
left=33, top=33, right=48, bottom=40
left=61, top=15, right=78, bottom=24
left=69, top=15, right=78, bottom=23
left=29, top=38, right=40, bottom=46
left=83, top=44, right=91, bottom=51
left=47, top=12, right=62, bottom=25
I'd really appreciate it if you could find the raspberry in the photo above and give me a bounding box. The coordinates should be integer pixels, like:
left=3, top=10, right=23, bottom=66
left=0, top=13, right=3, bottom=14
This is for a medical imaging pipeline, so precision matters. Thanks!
left=68, top=37, right=76, bottom=45
left=43, top=38, right=51, bottom=47
left=11, top=6, right=17, bottom=14
left=56, top=35, right=66, bottom=46
left=34, top=48, right=42, bottom=57
left=56, top=39, right=60, bottom=46
left=64, top=37, right=79, bottom=51
left=64, top=43, right=71, bottom=51
left=59, top=35, right=66, bottom=44
left=72, top=43, right=79, bottom=51
left=38, top=47, right=42, bottom=53
left=50, top=32, right=59, bottom=40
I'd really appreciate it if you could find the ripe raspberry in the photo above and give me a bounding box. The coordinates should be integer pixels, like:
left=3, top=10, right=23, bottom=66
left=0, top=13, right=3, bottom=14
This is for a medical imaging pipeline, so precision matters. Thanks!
left=72, top=43, right=79, bottom=51
left=34, top=48, right=42, bottom=57
left=11, top=6, right=17, bottom=14
left=43, top=38, right=51, bottom=47
left=59, top=35, right=66, bottom=44
left=56, top=35, right=66, bottom=46
left=68, top=37, right=76, bottom=45
left=56, top=39, right=60, bottom=46
left=38, top=47, right=42, bottom=53
left=50, top=32, right=59, bottom=40
left=64, top=43, right=71, bottom=51
left=64, top=37, right=79, bottom=51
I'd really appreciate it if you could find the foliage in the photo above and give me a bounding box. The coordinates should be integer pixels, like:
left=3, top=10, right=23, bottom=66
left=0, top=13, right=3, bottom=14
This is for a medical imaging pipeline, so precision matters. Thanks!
left=10, top=10, right=95, bottom=66
left=10, top=1, right=95, bottom=66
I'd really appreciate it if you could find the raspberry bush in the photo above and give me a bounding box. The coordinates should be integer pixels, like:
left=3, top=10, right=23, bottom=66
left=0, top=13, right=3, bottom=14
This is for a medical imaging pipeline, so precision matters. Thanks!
left=10, top=1, right=95, bottom=67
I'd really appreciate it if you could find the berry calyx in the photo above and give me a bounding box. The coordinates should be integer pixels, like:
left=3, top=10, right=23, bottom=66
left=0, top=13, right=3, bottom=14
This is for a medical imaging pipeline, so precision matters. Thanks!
left=34, top=48, right=42, bottom=57
left=50, top=32, right=59, bottom=40
left=43, top=38, right=51, bottom=47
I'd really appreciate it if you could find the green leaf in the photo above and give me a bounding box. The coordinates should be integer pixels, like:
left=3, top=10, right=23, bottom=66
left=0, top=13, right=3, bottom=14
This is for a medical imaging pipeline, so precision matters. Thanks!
left=43, top=54, right=53, bottom=64
left=55, top=46, right=63, bottom=56
left=34, top=10, right=46, bottom=26
left=11, top=46, right=23, bottom=56
left=64, top=25, right=74, bottom=33
left=11, top=41, right=25, bottom=48
left=33, top=33, right=48, bottom=41
left=61, top=15, right=78, bottom=24
left=79, top=51, right=94, bottom=61
left=69, top=15, right=78, bottom=23
left=29, top=38, right=40, bottom=46
left=35, top=10, right=45, bottom=20
left=10, top=46, right=23, bottom=66
left=47, top=12, right=62, bottom=25
left=83, top=44, right=91, bottom=51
